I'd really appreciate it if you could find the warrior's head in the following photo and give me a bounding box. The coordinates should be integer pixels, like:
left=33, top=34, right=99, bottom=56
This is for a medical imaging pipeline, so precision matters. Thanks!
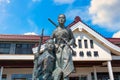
left=45, top=39, right=55, bottom=51
left=58, top=14, right=66, bottom=26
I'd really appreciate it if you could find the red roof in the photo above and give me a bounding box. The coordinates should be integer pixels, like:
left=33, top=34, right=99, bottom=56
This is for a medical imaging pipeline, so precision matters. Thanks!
left=107, top=38, right=120, bottom=47
left=107, top=38, right=120, bottom=44
left=0, top=34, right=50, bottom=42
left=107, top=38, right=120, bottom=42
left=67, top=16, right=81, bottom=28
left=0, top=34, right=120, bottom=43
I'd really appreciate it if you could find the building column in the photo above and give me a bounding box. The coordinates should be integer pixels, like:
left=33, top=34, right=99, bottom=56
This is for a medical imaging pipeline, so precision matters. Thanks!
left=93, top=66, right=97, bottom=80
left=0, top=66, right=3, bottom=80
left=107, top=61, right=114, bottom=80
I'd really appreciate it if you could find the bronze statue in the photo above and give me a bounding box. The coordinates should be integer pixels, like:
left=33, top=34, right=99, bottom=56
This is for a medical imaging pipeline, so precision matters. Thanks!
left=51, top=14, right=76, bottom=80
left=32, top=14, right=76, bottom=80
left=36, top=39, right=55, bottom=80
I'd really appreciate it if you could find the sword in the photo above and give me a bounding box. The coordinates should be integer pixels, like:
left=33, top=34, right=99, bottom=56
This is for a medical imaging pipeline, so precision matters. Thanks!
left=32, top=29, right=44, bottom=80
left=61, top=38, right=76, bottom=56
left=48, top=18, right=58, bottom=27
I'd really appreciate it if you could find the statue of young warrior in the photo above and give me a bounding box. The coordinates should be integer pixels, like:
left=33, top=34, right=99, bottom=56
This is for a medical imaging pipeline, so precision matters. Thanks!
left=52, top=14, right=76, bottom=80
left=37, top=39, right=56, bottom=80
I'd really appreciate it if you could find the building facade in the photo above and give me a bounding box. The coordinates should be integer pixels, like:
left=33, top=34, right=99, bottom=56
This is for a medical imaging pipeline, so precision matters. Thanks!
left=0, top=16, right=120, bottom=80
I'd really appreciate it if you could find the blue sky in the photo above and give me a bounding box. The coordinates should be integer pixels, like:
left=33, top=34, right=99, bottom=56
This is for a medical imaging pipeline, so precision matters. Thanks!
left=0, top=0, right=120, bottom=38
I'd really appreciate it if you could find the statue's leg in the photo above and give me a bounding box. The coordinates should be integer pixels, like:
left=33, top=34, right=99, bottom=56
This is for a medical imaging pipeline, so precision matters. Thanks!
left=54, top=74, right=62, bottom=80
left=53, top=71, right=63, bottom=80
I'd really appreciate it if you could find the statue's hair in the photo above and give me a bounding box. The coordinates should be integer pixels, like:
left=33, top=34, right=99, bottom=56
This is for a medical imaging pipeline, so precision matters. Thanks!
left=58, top=14, right=66, bottom=18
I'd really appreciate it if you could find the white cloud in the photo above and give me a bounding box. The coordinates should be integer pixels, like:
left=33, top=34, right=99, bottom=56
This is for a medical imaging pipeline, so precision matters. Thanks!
left=27, top=19, right=38, bottom=29
left=0, top=0, right=10, bottom=4
left=28, top=19, right=36, bottom=27
left=0, top=0, right=10, bottom=13
left=24, top=32, right=38, bottom=35
left=27, top=19, right=39, bottom=33
left=112, top=31, right=120, bottom=38
left=65, top=7, right=90, bottom=21
left=54, top=0, right=75, bottom=5
left=89, top=0, right=120, bottom=31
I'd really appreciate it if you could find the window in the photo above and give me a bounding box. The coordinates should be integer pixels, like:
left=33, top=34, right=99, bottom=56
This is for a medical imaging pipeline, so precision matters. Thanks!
left=69, top=77, right=79, bottom=80
left=11, top=74, right=32, bottom=80
left=87, top=51, right=91, bottom=57
left=90, top=40, right=94, bottom=48
left=69, top=76, right=87, bottom=80
left=16, top=44, right=22, bottom=48
left=22, top=44, right=28, bottom=48
left=78, top=39, right=82, bottom=48
left=15, top=43, right=34, bottom=54
left=79, top=75, right=87, bottom=80
left=0, top=43, right=11, bottom=54
left=13, top=78, right=26, bottom=80
left=72, top=51, right=76, bottom=56
left=91, top=72, right=120, bottom=80
left=0, top=43, right=10, bottom=48
left=79, top=51, right=84, bottom=57
left=84, top=40, right=88, bottom=48
left=94, top=51, right=99, bottom=57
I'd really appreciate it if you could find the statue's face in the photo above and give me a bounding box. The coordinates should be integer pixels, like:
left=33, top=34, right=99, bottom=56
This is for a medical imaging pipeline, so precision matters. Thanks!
left=58, top=14, right=66, bottom=24
left=46, top=40, right=54, bottom=51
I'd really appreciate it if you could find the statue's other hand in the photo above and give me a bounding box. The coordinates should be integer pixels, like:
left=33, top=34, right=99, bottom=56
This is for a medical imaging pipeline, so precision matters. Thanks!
left=69, top=39, right=77, bottom=47
left=69, top=39, right=74, bottom=45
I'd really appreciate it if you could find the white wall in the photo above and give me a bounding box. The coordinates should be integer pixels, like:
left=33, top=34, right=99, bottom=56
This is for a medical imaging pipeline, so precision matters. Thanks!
left=72, top=29, right=112, bottom=61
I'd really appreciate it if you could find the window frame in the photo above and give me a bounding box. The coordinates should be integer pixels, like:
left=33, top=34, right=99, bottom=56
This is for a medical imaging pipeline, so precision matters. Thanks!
left=90, top=40, right=94, bottom=48
left=84, top=40, right=88, bottom=48
left=78, top=39, right=82, bottom=48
